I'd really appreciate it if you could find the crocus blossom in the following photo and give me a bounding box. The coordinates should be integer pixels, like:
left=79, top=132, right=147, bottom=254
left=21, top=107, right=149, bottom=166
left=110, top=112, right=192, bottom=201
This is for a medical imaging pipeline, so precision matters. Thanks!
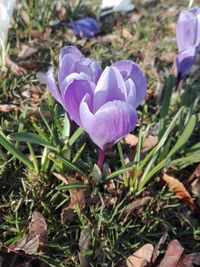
left=176, top=7, right=200, bottom=78
left=64, top=17, right=99, bottom=37
left=0, top=0, right=16, bottom=64
left=44, top=46, right=147, bottom=149
left=101, top=0, right=135, bottom=16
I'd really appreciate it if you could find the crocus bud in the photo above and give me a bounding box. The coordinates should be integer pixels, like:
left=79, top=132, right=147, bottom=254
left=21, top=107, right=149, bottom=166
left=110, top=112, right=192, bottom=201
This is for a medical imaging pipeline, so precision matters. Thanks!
left=62, top=17, right=99, bottom=38
left=176, top=7, right=200, bottom=78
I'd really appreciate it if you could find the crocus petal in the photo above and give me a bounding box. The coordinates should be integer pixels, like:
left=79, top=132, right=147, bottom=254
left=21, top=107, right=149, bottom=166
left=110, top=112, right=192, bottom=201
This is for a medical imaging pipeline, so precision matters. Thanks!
left=80, top=98, right=137, bottom=149
left=58, top=54, right=78, bottom=86
left=113, top=60, right=147, bottom=107
left=125, top=78, right=137, bottom=107
left=101, top=0, right=134, bottom=16
left=67, top=17, right=99, bottom=37
left=45, top=67, right=62, bottom=104
left=176, top=46, right=197, bottom=77
left=176, top=11, right=197, bottom=51
left=93, top=66, right=127, bottom=112
left=59, top=45, right=83, bottom=62
left=74, top=58, right=102, bottom=84
left=62, top=73, right=95, bottom=126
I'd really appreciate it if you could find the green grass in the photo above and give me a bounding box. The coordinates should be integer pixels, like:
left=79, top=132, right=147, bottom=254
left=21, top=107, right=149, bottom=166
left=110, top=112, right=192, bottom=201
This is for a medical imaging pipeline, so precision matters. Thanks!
left=0, top=0, right=200, bottom=266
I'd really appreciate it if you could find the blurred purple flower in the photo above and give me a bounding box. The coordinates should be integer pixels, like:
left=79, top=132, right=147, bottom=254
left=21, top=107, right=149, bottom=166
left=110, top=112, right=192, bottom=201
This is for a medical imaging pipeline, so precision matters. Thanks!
left=176, top=7, right=200, bottom=78
left=64, top=17, right=99, bottom=37
left=43, top=46, right=147, bottom=150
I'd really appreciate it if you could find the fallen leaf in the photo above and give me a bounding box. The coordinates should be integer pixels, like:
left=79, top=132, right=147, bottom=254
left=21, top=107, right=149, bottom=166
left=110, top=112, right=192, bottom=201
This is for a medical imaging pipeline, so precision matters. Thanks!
left=18, top=45, right=38, bottom=59
left=191, top=179, right=200, bottom=197
left=18, top=60, right=43, bottom=70
left=158, top=239, right=184, bottom=267
left=141, top=135, right=158, bottom=154
left=0, top=104, right=18, bottom=113
left=9, top=235, right=40, bottom=255
left=125, top=243, right=154, bottom=267
left=122, top=29, right=132, bottom=39
left=20, top=10, right=30, bottom=25
left=123, top=134, right=138, bottom=147
left=78, top=227, right=91, bottom=267
left=29, top=211, right=48, bottom=244
left=162, top=173, right=194, bottom=207
left=124, top=196, right=152, bottom=215
left=5, top=56, right=26, bottom=75
left=188, top=164, right=200, bottom=184
left=152, top=232, right=168, bottom=263
left=8, top=211, right=47, bottom=255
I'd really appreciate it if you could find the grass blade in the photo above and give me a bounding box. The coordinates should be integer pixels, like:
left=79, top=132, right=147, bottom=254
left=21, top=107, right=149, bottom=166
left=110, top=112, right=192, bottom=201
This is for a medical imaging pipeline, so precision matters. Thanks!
left=0, top=132, right=34, bottom=170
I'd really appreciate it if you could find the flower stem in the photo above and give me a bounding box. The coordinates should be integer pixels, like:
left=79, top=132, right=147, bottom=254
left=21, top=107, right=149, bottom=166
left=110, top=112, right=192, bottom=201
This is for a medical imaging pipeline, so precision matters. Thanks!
left=174, top=73, right=181, bottom=92
left=97, top=149, right=106, bottom=169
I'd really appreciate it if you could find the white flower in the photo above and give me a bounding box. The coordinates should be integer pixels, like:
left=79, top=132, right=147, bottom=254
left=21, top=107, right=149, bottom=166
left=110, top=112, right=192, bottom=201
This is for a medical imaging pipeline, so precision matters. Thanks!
left=0, top=0, right=16, bottom=49
left=101, top=0, right=135, bottom=16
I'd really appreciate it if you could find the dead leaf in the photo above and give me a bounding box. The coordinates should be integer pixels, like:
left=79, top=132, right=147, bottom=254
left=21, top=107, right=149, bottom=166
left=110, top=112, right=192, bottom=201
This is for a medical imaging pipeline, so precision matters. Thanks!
left=30, top=27, right=51, bottom=40
left=8, top=211, right=47, bottom=255
left=0, top=104, right=18, bottom=113
left=18, top=45, right=38, bottom=59
left=18, top=60, right=43, bottom=70
left=152, top=232, right=168, bottom=263
left=191, top=179, right=200, bottom=197
left=141, top=135, right=158, bottom=154
left=162, top=174, right=194, bottom=207
left=5, top=56, right=26, bottom=75
left=29, top=211, right=47, bottom=244
left=188, top=164, right=200, bottom=184
left=53, top=172, right=69, bottom=184
left=78, top=227, right=91, bottom=267
left=20, top=10, right=30, bottom=25
left=125, top=243, right=154, bottom=267
left=59, top=175, right=87, bottom=221
left=158, top=239, right=184, bottom=267
left=124, top=196, right=152, bottom=215
left=177, top=252, right=200, bottom=267
left=123, top=134, right=138, bottom=147
left=122, top=29, right=132, bottom=39
left=9, top=235, right=40, bottom=255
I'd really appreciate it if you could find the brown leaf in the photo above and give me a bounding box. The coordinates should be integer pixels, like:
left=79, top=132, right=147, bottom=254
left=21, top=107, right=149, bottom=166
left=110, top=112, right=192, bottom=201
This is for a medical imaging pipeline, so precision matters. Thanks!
left=0, top=104, right=18, bottom=113
left=20, top=10, right=30, bottom=25
left=18, top=60, right=43, bottom=70
left=162, top=174, right=194, bottom=206
left=9, top=235, right=40, bottom=255
left=53, top=172, right=69, bottom=184
left=152, top=232, right=168, bottom=263
left=158, top=239, right=184, bottom=267
left=124, top=196, right=152, bottom=215
left=8, top=211, right=47, bottom=255
left=141, top=135, right=158, bottom=154
left=177, top=252, right=200, bottom=267
left=191, top=179, right=200, bottom=197
left=122, top=29, right=132, bottom=39
left=78, top=227, right=91, bottom=267
left=123, top=134, right=138, bottom=147
left=29, top=211, right=48, bottom=244
left=125, top=243, right=154, bottom=267
left=18, top=45, right=38, bottom=59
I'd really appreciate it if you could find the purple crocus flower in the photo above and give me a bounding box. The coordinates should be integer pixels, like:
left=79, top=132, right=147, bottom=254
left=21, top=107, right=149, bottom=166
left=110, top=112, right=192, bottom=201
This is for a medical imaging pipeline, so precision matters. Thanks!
left=44, top=45, right=102, bottom=106
left=65, top=17, right=99, bottom=37
left=176, top=7, right=200, bottom=79
left=44, top=46, right=147, bottom=151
